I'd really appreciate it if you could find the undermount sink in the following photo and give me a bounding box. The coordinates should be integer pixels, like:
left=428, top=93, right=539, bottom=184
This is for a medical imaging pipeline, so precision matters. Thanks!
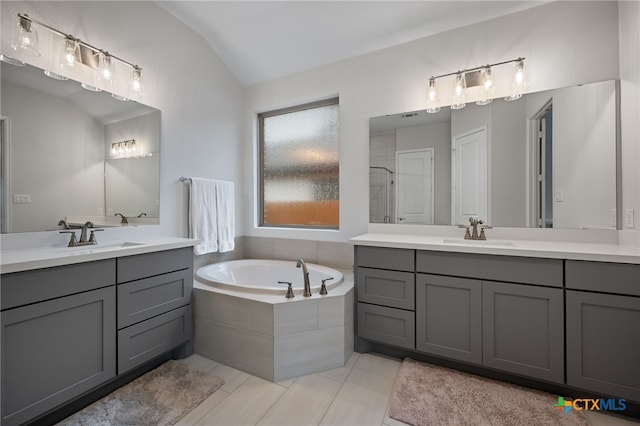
left=49, top=241, right=146, bottom=254
left=442, top=238, right=517, bottom=248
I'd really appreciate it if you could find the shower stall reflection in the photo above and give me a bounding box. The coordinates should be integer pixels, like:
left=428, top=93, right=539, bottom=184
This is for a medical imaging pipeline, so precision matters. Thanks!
left=369, top=166, right=394, bottom=223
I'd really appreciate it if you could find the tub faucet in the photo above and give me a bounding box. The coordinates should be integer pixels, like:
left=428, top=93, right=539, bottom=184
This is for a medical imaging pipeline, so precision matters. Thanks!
left=296, top=258, right=312, bottom=297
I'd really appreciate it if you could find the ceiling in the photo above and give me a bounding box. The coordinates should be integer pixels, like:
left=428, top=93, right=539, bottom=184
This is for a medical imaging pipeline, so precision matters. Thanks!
left=157, top=1, right=546, bottom=87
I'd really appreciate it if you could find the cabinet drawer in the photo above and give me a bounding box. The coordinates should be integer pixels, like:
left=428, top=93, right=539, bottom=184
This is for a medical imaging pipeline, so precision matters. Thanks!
left=566, top=291, right=640, bottom=402
left=117, top=247, right=193, bottom=283
left=357, top=303, right=415, bottom=349
left=416, top=251, right=563, bottom=287
left=1, top=259, right=115, bottom=310
left=118, top=269, right=193, bottom=329
left=118, top=305, right=192, bottom=375
left=566, top=260, right=640, bottom=296
left=355, top=246, right=414, bottom=272
left=356, top=267, right=415, bottom=310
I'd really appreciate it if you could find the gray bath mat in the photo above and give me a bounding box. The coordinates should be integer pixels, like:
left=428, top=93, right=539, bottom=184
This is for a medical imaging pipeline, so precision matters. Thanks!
left=58, top=360, right=224, bottom=426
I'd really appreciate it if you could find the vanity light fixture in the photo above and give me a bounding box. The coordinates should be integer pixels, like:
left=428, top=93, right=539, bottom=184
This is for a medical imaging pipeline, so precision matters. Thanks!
left=425, top=57, right=526, bottom=113
left=11, top=13, right=144, bottom=99
left=43, top=70, right=69, bottom=80
left=111, top=140, right=137, bottom=158
left=0, top=54, right=25, bottom=66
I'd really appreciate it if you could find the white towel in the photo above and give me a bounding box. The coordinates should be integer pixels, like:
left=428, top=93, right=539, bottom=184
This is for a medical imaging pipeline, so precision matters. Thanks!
left=189, top=178, right=218, bottom=255
left=215, top=180, right=235, bottom=253
left=188, top=177, right=235, bottom=255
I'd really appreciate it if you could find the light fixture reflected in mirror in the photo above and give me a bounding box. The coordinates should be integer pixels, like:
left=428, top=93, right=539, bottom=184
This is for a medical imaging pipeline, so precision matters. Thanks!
left=12, top=15, right=40, bottom=57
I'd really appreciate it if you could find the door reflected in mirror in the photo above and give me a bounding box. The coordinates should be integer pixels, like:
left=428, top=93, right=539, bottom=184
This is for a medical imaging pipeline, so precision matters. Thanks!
left=369, top=79, right=618, bottom=229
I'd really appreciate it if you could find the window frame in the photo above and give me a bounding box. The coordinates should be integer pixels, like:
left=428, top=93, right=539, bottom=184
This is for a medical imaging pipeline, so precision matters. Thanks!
left=257, top=97, right=340, bottom=230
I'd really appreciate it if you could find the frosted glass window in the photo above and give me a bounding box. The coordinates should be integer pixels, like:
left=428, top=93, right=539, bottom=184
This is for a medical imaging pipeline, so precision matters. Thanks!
left=259, top=98, right=339, bottom=228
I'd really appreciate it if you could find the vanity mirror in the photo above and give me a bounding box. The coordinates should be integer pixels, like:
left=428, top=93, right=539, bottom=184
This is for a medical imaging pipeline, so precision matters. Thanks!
left=369, top=79, right=618, bottom=230
left=1, top=61, right=160, bottom=233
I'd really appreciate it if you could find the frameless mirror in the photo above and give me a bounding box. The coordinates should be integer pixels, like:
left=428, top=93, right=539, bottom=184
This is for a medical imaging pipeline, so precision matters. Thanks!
left=369, top=79, right=618, bottom=229
left=1, top=61, right=160, bottom=233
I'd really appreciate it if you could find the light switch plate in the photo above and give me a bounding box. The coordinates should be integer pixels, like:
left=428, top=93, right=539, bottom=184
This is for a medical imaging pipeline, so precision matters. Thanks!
left=625, top=209, right=635, bottom=229
left=609, top=209, right=617, bottom=227
left=13, top=194, right=31, bottom=203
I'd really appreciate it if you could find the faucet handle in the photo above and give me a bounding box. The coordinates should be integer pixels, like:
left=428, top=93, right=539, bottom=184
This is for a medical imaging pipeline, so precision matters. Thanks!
left=278, top=281, right=295, bottom=299
left=479, top=225, right=492, bottom=240
left=320, top=277, right=334, bottom=296
left=60, top=230, right=78, bottom=247
left=458, top=224, right=471, bottom=240
left=88, top=229, right=104, bottom=244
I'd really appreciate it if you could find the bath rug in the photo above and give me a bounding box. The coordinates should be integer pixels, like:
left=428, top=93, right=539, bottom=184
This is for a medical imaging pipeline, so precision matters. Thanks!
left=389, top=358, right=589, bottom=426
left=58, top=360, right=224, bottom=426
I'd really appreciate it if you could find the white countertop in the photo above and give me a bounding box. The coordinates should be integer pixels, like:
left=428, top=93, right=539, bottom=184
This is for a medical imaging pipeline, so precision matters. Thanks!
left=351, top=233, right=640, bottom=264
left=0, top=237, right=198, bottom=274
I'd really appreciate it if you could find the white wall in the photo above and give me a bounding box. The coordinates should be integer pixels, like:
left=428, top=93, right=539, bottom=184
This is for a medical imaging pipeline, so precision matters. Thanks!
left=243, top=1, right=622, bottom=242
left=1, top=1, right=244, bottom=242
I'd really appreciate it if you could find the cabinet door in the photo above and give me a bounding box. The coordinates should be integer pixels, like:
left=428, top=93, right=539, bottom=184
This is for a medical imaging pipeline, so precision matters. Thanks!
left=482, top=282, right=563, bottom=383
left=1, top=287, right=116, bottom=426
left=566, top=291, right=640, bottom=402
left=356, top=267, right=415, bottom=310
left=357, top=303, right=415, bottom=349
left=416, top=274, right=482, bottom=364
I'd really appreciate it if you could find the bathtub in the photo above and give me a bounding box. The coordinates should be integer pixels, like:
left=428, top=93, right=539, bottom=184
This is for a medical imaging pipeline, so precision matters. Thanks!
left=193, top=259, right=354, bottom=382
left=196, top=259, right=344, bottom=295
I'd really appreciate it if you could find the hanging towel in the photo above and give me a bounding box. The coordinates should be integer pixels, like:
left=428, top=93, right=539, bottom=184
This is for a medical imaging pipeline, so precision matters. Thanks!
left=189, top=177, right=218, bottom=255
left=188, top=177, right=235, bottom=255
left=215, top=180, right=235, bottom=253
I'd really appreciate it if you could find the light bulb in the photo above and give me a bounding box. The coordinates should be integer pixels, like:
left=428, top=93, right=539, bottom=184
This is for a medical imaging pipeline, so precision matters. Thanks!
left=98, top=51, right=114, bottom=84
left=451, top=72, right=466, bottom=110
left=131, top=66, right=143, bottom=96
left=63, top=38, right=79, bottom=67
left=426, top=78, right=441, bottom=114
left=12, top=16, right=40, bottom=57
left=505, top=59, right=527, bottom=101
left=477, top=66, right=494, bottom=106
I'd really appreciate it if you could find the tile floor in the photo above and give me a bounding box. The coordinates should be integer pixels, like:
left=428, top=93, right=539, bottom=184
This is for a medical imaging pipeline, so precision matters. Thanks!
left=175, top=352, right=639, bottom=426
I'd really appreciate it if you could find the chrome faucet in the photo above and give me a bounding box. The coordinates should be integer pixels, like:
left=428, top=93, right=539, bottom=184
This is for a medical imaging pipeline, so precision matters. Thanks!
left=296, top=258, right=312, bottom=297
left=79, top=221, right=94, bottom=243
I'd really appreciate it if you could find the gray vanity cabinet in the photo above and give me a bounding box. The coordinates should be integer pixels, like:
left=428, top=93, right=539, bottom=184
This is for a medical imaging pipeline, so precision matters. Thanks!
left=355, top=246, right=415, bottom=350
left=116, top=247, right=193, bottom=374
left=415, top=274, right=482, bottom=364
left=1, top=261, right=116, bottom=426
left=482, top=281, right=564, bottom=384
left=566, top=260, right=640, bottom=402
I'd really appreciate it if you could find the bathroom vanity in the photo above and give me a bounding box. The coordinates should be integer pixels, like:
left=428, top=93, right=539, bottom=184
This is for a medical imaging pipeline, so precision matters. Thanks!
left=352, top=233, right=640, bottom=406
left=0, top=239, right=196, bottom=426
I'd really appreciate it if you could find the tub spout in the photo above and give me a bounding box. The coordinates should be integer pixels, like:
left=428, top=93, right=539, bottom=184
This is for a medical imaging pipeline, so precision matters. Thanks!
left=296, top=258, right=312, bottom=297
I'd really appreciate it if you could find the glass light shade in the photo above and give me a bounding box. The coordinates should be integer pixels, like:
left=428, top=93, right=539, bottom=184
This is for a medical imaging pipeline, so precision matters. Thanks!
left=131, top=67, right=143, bottom=96
left=12, top=16, right=40, bottom=57
left=62, top=38, right=80, bottom=68
left=81, top=82, right=102, bottom=92
left=476, top=67, right=495, bottom=106
left=451, top=73, right=466, bottom=110
left=98, top=52, right=115, bottom=84
left=44, top=70, right=69, bottom=80
left=112, top=93, right=130, bottom=101
left=505, top=59, right=527, bottom=101
left=426, top=78, right=441, bottom=113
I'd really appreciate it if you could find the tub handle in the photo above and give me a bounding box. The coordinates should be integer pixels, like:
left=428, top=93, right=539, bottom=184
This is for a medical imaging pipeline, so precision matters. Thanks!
left=278, top=281, right=295, bottom=299
left=320, top=277, right=334, bottom=296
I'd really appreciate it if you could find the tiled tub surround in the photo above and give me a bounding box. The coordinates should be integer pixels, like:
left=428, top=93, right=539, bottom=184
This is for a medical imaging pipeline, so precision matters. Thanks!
left=193, top=268, right=354, bottom=382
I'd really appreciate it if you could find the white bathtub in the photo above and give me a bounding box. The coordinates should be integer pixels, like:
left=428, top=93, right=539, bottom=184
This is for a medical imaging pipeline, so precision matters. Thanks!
left=196, top=259, right=344, bottom=296
left=193, top=259, right=354, bottom=382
